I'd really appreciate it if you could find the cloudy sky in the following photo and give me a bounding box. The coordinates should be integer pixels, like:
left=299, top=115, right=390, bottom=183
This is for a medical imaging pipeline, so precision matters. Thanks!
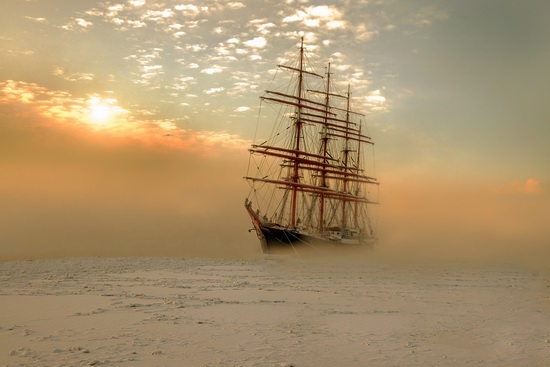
left=1, top=0, right=549, bottom=261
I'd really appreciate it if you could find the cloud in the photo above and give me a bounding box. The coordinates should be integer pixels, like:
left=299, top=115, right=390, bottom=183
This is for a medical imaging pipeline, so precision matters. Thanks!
left=0, top=80, right=248, bottom=152
left=129, top=0, right=145, bottom=7
left=204, top=87, right=225, bottom=95
left=227, top=2, right=245, bottom=10
left=244, top=37, right=267, bottom=48
left=187, top=43, right=208, bottom=52
left=491, top=178, right=542, bottom=194
left=61, top=17, right=94, bottom=31
left=127, top=19, right=147, bottom=28
left=142, top=9, right=175, bottom=21
left=53, top=67, right=95, bottom=82
left=25, top=16, right=48, bottom=23
left=170, top=76, right=196, bottom=91
left=364, top=89, right=388, bottom=112
left=355, top=23, right=378, bottom=41
left=0, top=80, right=128, bottom=129
left=174, top=4, right=208, bottom=17
left=282, top=5, right=347, bottom=29
left=124, top=48, right=166, bottom=87
left=252, top=21, right=276, bottom=35
left=200, top=66, right=223, bottom=74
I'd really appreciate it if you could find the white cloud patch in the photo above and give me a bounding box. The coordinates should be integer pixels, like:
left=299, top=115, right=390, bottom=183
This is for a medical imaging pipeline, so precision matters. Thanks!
left=174, top=4, right=209, bottom=17
left=53, top=67, right=95, bottom=82
left=249, top=19, right=276, bottom=35
left=170, top=76, right=196, bottom=91
left=25, top=16, right=47, bottom=23
left=62, top=17, right=93, bottom=31
left=308, top=5, right=340, bottom=19
left=124, top=48, right=166, bottom=87
left=282, top=5, right=346, bottom=29
left=204, top=87, right=225, bottom=95
left=129, top=0, right=145, bottom=7
left=108, top=4, right=124, bottom=12
left=244, top=37, right=267, bottom=48
left=141, top=8, right=175, bottom=22
left=175, top=4, right=198, bottom=12
left=327, top=20, right=345, bottom=29
left=200, top=66, right=223, bottom=74
left=365, top=89, right=387, bottom=111
left=127, top=19, right=147, bottom=28
left=187, top=44, right=208, bottom=52
left=304, top=19, right=319, bottom=27
left=227, top=2, right=245, bottom=10
left=168, top=23, right=184, bottom=30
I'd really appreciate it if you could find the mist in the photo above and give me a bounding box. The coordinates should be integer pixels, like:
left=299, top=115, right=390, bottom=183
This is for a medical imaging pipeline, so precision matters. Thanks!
left=0, top=118, right=255, bottom=260
left=2, top=114, right=549, bottom=265
left=377, top=176, right=550, bottom=267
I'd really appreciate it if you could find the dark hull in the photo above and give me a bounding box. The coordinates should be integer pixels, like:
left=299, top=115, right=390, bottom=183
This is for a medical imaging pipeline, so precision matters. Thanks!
left=245, top=201, right=374, bottom=254
left=259, top=224, right=319, bottom=253
left=259, top=225, right=331, bottom=253
left=259, top=224, right=375, bottom=254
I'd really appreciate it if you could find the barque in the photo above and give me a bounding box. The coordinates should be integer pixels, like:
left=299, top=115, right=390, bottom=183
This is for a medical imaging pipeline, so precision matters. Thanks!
left=244, top=38, right=379, bottom=254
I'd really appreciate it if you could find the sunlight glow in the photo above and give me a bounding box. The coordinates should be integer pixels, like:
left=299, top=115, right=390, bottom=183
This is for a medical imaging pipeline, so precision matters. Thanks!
left=87, top=97, right=121, bottom=125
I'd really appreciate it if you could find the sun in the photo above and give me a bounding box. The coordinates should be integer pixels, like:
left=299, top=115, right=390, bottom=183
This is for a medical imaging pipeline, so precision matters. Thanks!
left=87, top=97, right=119, bottom=125
left=90, top=104, right=112, bottom=123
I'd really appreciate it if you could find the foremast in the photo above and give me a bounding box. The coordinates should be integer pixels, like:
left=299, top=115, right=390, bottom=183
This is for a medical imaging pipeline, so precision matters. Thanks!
left=290, top=37, right=305, bottom=229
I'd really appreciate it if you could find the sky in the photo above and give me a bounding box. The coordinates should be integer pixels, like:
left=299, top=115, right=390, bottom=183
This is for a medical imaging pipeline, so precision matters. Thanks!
left=1, top=0, right=549, bottom=262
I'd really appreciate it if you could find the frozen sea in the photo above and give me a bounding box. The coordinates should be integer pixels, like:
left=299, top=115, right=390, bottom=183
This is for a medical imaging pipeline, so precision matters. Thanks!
left=1, top=256, right=549, bottom=366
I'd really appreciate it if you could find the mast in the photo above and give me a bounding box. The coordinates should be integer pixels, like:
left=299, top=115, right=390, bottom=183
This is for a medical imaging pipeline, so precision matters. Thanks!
left=289, top=37, right=305, bottom=229
left=319, top=63, right=332, bottom=233
left=354, top=123, right=363, bottom=228
left=341, top=84, right=351, bottom=229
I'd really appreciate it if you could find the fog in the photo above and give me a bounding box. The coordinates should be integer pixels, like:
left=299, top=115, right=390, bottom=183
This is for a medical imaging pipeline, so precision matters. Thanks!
left=1, top=120, right=254, bottom=260
left=378, top=177, right=550, bottom=267
left=1, top=119, right=549, bottom=266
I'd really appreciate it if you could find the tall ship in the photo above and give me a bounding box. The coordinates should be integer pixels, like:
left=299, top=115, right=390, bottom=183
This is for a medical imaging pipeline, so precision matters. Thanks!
left=244, top=38, right=379, bottom=254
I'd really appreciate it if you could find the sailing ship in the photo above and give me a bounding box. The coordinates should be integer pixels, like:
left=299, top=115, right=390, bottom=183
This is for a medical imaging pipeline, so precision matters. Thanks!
left=244, top=38, right=379, bottom=254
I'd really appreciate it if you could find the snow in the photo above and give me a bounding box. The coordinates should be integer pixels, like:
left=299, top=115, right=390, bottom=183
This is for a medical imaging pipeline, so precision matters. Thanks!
left=1, top=256, right=549, bottom=366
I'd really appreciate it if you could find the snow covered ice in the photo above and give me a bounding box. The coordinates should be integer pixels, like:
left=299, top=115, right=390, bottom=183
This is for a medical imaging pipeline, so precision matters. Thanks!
left=1, top=256, right=549, bottom=366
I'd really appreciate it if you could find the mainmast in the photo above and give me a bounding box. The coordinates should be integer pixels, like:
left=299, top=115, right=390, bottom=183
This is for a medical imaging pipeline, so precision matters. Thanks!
left=341, top=84, right=352, bottom=229
left=289, top=37, right=305, bottom=229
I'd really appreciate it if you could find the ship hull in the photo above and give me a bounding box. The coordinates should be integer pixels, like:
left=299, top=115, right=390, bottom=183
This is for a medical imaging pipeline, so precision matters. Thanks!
left=258, top=224, right=372, bottom=254
left=245, top=201, right=375, bottom=255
